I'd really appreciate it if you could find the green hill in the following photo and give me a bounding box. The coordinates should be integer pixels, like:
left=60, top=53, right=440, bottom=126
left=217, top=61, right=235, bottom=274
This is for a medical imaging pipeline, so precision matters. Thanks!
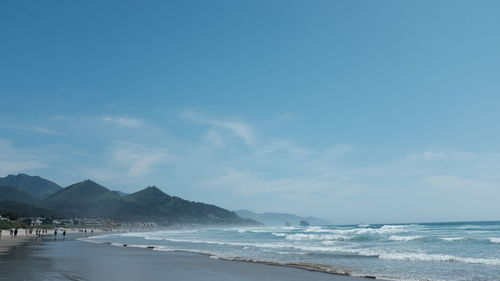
left=36, top=180, right=257, bottom=225
left=0, top=174, right=61, bottom=197
left=0, top=174, right=258, bottom=225
left=43, top=180, right=118, bottom=204
left=0, top=186, right=39, bottom=205
left=0, top=201, right=58, bottom=221
left=41, top=180, right=121, bottom=218
left=117, top=186, right=253, bottom=224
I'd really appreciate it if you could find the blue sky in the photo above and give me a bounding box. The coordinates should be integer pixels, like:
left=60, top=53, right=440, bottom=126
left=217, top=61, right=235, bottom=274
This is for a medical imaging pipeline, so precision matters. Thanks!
left=1, top=0, right=500, bottom=224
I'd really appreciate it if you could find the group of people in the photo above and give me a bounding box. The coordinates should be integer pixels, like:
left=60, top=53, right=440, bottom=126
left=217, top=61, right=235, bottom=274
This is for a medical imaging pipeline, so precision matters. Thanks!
left=35, top=229, right=49, bottom=237
left=0, top=227, right=101, bottom=239
left=53, top=229, right=66, bottom=236
left=0, top=228, right=54, bottom=238
left=1, top=228, right=20, bottom=237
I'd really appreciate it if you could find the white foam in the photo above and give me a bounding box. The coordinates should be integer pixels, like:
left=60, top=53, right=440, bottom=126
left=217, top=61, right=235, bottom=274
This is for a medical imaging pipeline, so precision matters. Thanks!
left=138, top=236, right=362, bottom=254
left=151, top=246, right=176, bottom=252
left=284, top=233, right=348, bottom=241
left=440, top=237, right=466, bottom=242
left=78, top=238, right=103, bottom=244
left=488, top=237, right=500, bottom=243
left=376, top=252, right=500, bottom=266
left=152, top=246, right=228, bottom=259
left=388, top=235, right=424, bottom=241
left=127, top=244, right=153, bottom=249
left=381, top=225, right=409, bottom=229
left=142, top=237, right=293, bottom=250
left=120, top=232, right=151, bottom=238
left=85, top=234, right=117, bottom=239
left=303, top=226, right=407, bottom=235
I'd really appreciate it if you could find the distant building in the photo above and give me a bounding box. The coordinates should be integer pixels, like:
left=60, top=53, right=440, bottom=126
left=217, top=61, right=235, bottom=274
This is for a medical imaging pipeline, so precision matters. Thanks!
left=54, top=218, right=74, bottom=226
left=31, top=217, right=46, bottom=226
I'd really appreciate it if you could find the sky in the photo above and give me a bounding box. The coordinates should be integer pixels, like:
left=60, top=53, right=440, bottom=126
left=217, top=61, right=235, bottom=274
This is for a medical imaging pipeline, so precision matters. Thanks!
left=1, top=0, right=500, bottom=224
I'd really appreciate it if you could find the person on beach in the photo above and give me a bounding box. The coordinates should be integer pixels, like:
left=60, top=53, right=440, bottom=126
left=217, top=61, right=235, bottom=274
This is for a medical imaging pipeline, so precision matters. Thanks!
left=54, top=229, right=57, bottom=236
left=63, top=230, right=66, bottom=237
left=14, top=229, right=18, bottom=236
left=10, top=229, right=13, bottom=237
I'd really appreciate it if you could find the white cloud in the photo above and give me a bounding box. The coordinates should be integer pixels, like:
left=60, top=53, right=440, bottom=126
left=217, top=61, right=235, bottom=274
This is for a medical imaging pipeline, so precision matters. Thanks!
left=407, top=150, right=476, bottom=161
left=205, top=130, right=225, bottom=147
left=112, top=142, right=174, bottom=177
left=82, top=142, right=175, bottom=185
left=181, top=111, right=255, bottom=145
left=0, top=123, right=63, bottom=136
left=0, top=139, right=47, bottom=175
left=102, top=116, right=148, bottom=128
left=5, top=110, right=500, bottom=223
left=252, top=139, right=311, bottom=158
left=200, top=167, right=361, bottom=197
left=31, top=127, right=63, bottom=135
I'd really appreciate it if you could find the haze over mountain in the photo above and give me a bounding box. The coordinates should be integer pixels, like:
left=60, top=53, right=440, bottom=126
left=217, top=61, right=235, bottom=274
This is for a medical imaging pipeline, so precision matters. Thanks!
left=0, top=174, right=62, bottom=197
left=235, top=210, right=331, bottom=226
left=0, top=174, right=257, bottom=225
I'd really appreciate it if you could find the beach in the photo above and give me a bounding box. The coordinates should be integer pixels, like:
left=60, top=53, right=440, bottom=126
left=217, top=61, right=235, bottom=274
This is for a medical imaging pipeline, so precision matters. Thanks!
left=81, top=223, right=500, bottom=281
left=0, top=231, right=28, bottom=255
left=3, top=222, right=500, bottom=281
left=0, top=233, right=370, bottom=281
left=0, top=228, right=100, bottom=255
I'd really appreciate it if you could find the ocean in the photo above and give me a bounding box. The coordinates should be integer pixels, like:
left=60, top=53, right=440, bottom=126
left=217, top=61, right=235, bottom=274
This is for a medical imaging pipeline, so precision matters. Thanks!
left=83, top=221, right=500, bottom=281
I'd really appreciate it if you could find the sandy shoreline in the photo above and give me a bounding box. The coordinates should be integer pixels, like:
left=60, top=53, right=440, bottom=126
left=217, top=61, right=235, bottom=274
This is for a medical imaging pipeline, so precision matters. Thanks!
left=0, top=228, right=103, bottom=255
left=0, top=232, right=377, bottom=281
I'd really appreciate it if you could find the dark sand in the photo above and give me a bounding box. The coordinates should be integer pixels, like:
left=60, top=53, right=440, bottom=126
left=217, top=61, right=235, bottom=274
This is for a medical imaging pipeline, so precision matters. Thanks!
left=0, top=235, right=371, bottom=281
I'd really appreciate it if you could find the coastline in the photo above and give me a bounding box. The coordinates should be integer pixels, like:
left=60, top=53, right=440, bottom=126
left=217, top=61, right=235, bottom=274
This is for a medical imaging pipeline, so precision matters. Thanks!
left=0, top=232, right=378, bottom=281
left=0, top=228, right=105, bottom=255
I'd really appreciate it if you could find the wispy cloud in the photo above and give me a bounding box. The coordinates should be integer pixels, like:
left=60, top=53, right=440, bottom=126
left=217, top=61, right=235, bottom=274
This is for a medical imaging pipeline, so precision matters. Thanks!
left=0, top=123, right=63, bottom=136
left=112, top=142, right=174, bottom=177
left=4, top=109, right=500, bottom=222
left=0, top=139, right=47, bottom=175
left=200, top=168, right=359, bottom=197
left=81, top=142, right=175, bottom=187
left=102, top=116, right=148, bottom=128
left=406, top=150, right=476, bottom=161
left=204, top=130, right=225, bottom=147
left=31, top=127, right=63, bottom=135
left=181, top=111, right=256, bottom=145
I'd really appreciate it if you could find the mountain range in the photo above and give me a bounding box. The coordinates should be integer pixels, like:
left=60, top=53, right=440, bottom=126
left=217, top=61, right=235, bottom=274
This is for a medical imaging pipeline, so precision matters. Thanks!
left=0, top=173, right=61, bottom=197
left=235, top=209, right=331, bottom=226
left=0, top=174, right=257, bottom=225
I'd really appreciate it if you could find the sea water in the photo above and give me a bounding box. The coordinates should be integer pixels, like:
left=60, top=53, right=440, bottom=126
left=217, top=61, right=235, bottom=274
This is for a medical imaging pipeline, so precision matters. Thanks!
left=83, top=221, right=500, bottom=281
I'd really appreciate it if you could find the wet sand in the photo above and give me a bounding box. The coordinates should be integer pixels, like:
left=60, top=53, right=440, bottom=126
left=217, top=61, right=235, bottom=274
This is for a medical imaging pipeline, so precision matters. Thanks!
left=0, top=235, right=372, bottom=281
left=0, top=228, right=94, bottom=255
left=0, top=235, right=27, bottom=255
